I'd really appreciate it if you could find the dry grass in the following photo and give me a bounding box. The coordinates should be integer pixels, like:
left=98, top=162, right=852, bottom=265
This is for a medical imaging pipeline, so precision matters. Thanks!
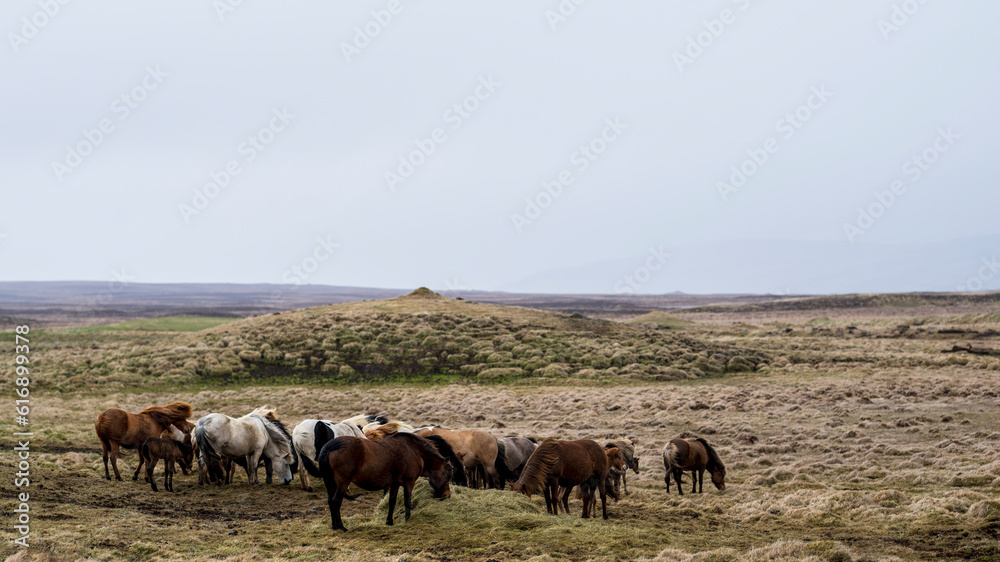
left=2, top=292, right=999, bottom=560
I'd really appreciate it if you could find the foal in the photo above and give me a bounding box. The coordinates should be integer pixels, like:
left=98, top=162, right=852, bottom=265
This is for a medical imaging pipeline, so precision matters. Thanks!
left=142, top=437, right=193, bottom=492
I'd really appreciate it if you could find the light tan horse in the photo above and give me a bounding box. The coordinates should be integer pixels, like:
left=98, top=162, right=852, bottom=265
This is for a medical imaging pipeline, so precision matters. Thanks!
left=415, top=426, right=500, bottom=488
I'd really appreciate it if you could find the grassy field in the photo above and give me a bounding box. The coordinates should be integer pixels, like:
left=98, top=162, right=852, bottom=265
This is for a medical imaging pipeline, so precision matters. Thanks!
left=65, top=316, right=239, bottom=333
left=1, top=291, right=999, bottom=560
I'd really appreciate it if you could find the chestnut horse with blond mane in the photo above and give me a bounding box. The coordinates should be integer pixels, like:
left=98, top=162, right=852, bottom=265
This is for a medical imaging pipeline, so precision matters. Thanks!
left=95, top=402, right=194, bottom=481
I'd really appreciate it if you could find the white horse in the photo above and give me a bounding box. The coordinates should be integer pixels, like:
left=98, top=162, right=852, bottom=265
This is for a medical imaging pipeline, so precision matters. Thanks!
left=292, top=419, right=365, bottom=491
left=195, top=409, right=296, bottom=485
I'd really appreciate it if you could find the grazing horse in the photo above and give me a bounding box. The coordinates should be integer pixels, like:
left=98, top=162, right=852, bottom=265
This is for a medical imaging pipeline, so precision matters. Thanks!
left=511, top=439, right=612, bottom=519
left=415, top=427, right=500, bottom=489
left=95, top=402, right=194, bottom=481
left=195, top=408, right=297, bottom=485
left=316, top=433, right=453, bottom=531
left=362, top=421, right=415, bottom=441
left=494, top=436, right=538, bottom=488
left=605, top=439, right=640, bottom=496
left=663, top=437, right=726, bottom=495
left=141, top=437, right=193, bottom=492
left=291, top=419, right=366, bottom=491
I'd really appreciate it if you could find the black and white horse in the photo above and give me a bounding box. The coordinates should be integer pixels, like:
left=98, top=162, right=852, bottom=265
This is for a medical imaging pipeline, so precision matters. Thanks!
left=292, top=419, right=366, bottom=491
left=494, top=436, right=538, bottom=488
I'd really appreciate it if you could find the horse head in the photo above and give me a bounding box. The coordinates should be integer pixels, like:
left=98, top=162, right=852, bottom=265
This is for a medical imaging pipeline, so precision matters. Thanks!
left=258, top=415, right=296, bottom=485
left=710, top=465, right=726, bottom=490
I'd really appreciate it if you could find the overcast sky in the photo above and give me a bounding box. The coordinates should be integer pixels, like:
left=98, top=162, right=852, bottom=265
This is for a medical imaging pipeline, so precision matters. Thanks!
left=1, top=1, right=998, bottom=294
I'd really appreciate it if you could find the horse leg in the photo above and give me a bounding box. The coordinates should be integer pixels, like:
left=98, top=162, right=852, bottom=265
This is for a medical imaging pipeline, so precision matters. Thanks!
left=598, top=475, right=609, bottom=520
left=147, top=456, right=158, bottom=492
left=300, top=464, right=313, bottom=492
left=109, top=442, right=123, bottom=481
left=403, top=481, right=414, bottom=521
left=100, top=439, right=112, bottom=480
left=386, top=484, right=399, bottom=526
left=246, top=453, right=259, bottom=484
left=664, top=470, right=670, bottom=494
left=623, top=472, right=628, bottom=495
left=560, top=486, right=571, bottom=515
left=698, top=469, right=704, bottom=493
left=542, top=485, right=554, bottom=514
left=165, top=460, right=174, bottom=492
left=691, top=470, right=698, bottom=494
left=329, top=487, right=347, bottom=531
left=132, top=446, right=146, bottom=481
left=484, top=465, right=502, bottom=490
left=674, top=468, right=684, bottom=496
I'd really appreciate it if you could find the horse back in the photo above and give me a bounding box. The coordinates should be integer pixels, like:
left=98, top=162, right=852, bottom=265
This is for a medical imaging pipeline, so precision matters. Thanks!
left=97, top=408, right=163, bottom=449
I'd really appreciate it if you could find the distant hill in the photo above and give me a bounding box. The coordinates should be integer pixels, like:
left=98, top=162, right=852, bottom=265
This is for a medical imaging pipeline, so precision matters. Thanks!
left=43, top=289, right=768, bottom=390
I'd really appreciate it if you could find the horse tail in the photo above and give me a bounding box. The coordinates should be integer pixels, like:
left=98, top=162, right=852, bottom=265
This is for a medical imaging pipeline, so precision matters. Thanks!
left=195, top=422, right=220, bottom=465
left=316, top=438, right=362, bottom=499
left=298, top=449, right=322, bottom=477
left=664, top=441, right=680, bottom=472
left=493, top=440, right=517, bottom=486
left=695, top=438, right=724, bottom=471
left=513, top=441, right=560, bottom=496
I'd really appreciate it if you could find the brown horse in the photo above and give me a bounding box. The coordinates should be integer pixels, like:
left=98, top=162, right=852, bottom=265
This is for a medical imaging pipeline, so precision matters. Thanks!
left=511, top=439, right=611, bottom=519
left=605, top=439, right=640, bottom=496
left=663, top=437, right=726, bottom=495
left=95, top=402, right=194, bottom=481
left=415, top=427, right=499, bottom=489
left=580, top=447, right=627, bottom=517
left=314, top=433, right=454, bottom=531
left=141, top=437, right=193, bottom=492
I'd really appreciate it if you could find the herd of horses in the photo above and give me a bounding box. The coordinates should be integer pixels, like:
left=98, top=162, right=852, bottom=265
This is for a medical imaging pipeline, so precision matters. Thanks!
left=95, top=401, right=726, bottom=531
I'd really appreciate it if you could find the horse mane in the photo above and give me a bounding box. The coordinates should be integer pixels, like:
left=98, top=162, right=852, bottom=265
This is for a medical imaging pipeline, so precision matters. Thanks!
left=250, top=413, right=293, bottom=456
left=388, top=432, right=445, bottom=464
left=424, top=434, right=467, bottom=486
left=251, top=405, right=277, bottom=420
left=513, top=441, right=560, bottom=496
left=140, top=402, right=193, bottom=426
left=694, top=438, right=724, bottom=472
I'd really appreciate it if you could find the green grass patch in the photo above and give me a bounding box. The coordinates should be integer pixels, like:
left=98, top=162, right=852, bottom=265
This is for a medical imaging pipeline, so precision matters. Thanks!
left=67, top=316, right=238, bottom=333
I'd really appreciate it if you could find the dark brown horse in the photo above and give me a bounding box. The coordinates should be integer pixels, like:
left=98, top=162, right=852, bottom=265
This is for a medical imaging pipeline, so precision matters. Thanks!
left=511, top=439, right=611, bottom=519
left=95, top=402, right=194, bottom=481
left=663, top=437, right=726, bottom=495
left=141, top=437, right=193, bottom=492
left=310, top=433, right=454, bottom=531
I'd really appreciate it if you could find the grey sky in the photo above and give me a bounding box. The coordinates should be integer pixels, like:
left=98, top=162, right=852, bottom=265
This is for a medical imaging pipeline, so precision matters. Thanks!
left=2, top=1, right=998, bottom=294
